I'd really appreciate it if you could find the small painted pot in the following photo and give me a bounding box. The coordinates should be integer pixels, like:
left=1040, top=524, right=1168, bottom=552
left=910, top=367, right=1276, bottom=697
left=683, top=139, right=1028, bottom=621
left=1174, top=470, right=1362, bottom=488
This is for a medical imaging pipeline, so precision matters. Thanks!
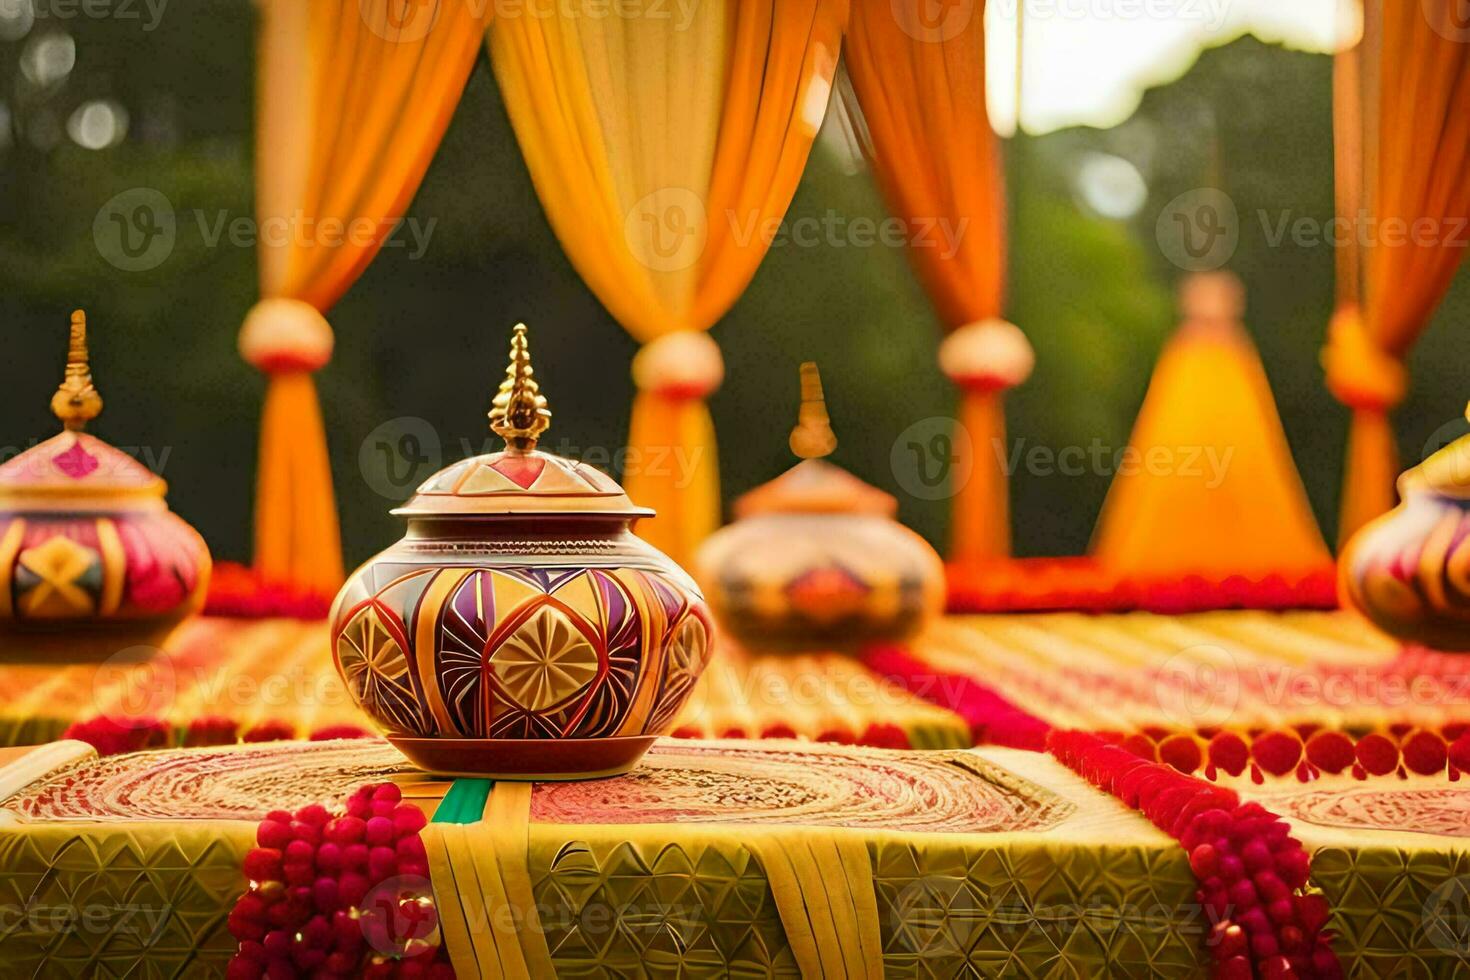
left=697, top=459, right=945, bottom=653
left=1342, top=414, right=1470, bottom=651
left=0, top=313, right=210, bottom=662
left=330, top=326, right=712, bottom=779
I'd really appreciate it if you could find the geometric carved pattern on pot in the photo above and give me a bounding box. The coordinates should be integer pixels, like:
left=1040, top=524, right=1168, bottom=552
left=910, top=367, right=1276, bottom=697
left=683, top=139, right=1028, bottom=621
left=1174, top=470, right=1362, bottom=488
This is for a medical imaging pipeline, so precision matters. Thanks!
left=334, top=601, right=428, bottom=736
left=647, top=610, right=710, bottom=734
left=490, top=603, right=602, bottom=714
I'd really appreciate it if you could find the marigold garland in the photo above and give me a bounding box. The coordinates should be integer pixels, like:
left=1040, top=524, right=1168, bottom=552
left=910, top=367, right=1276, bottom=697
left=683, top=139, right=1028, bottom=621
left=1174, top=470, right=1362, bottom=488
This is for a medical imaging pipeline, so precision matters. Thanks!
left=228, top=782, right=452, bottom=979
left=947, top=558, right=1338, bottom=615
left=1048, top=730, right=1341, bottom=979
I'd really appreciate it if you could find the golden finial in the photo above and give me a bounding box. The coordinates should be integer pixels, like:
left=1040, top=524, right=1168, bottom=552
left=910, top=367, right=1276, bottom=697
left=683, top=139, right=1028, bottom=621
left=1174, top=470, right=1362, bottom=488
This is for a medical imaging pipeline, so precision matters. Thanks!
left=788, top=361, right=837, bottom=460
left=489, top=323, right=551, bottom=452
left=50, top=310, right=103, bottom=432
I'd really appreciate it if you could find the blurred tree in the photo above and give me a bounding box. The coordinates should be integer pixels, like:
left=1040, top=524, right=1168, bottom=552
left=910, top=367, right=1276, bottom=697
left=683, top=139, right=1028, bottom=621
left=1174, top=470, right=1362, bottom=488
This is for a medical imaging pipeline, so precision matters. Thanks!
left=2, top=17, right=1465, bottom=565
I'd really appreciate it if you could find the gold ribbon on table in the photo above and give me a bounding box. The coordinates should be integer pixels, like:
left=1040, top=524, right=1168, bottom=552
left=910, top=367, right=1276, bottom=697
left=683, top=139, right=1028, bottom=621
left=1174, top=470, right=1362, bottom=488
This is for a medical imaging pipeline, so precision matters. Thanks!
left=743, top=827, right=884, bottom=979
left=424, top=781, right=554, bottom=979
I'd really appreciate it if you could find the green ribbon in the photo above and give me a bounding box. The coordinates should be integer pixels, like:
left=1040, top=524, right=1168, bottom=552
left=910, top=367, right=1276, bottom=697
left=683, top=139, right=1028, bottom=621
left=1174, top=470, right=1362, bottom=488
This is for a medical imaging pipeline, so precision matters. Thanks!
left=432, top=779, right=493, bottom=824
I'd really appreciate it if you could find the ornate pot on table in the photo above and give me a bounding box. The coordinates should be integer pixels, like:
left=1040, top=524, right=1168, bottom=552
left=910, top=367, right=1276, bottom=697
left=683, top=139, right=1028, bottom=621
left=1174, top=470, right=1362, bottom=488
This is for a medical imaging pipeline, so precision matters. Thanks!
left=0, top=312, right=210, bottom=662
left=1342, top=403, right=1470, bottom=650
left=330, top=325, right=712, bottom=779
left=696, top=362, right=944, bottom=653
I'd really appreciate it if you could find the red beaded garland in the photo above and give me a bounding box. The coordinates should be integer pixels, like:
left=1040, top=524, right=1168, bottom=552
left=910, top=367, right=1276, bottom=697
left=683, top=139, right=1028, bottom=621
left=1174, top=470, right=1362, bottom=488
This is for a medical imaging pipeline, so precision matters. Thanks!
left=1048, top=730, right=1341, bottom=980
left=228, top=782, right=453, bottom=979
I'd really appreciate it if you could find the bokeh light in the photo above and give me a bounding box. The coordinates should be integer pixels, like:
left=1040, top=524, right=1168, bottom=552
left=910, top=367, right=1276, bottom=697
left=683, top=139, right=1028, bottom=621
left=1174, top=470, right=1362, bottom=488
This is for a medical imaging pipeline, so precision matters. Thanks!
left=1074, top=152, right=1149, bottom=220
left=67, top=99, right=128, bottom=149
left=20, top=31, right=75, bottom=88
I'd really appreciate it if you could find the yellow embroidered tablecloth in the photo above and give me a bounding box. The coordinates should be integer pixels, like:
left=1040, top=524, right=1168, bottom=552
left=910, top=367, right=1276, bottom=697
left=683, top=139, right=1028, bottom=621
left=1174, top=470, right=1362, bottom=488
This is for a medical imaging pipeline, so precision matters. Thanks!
left=0, top=616, right=970, bottom=750
left=904, top=610, right=1422, bottom=733
left=1242, top=774, right=1470, bottom=979
left=0, top=738, right=1205, bottom=978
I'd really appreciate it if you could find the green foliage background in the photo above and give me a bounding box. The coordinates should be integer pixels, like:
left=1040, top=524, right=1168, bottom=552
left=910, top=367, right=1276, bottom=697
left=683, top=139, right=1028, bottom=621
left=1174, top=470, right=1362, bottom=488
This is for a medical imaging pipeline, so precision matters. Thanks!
left=2, top=8, right=1468, bottom=567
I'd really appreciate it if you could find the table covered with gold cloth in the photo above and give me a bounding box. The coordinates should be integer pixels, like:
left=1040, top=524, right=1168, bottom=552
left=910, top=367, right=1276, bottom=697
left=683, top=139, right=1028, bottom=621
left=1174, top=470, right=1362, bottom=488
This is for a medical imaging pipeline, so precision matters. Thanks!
left=4, top=733, right=1470, bottom=978
left=0, top=737, right=1201, bottom=977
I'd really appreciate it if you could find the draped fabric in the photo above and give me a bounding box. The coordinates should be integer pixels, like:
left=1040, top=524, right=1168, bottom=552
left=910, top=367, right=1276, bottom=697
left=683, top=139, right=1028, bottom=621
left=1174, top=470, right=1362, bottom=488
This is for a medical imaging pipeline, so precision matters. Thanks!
left=1093, top=274, right=1331, bottom=579
left=489, top=0, right=847, bottom=566
left=244, top=0, right=489, bottom=594
left=1325, top=0, right=1470, bottom=546
left=843, top=0, right=1030, bottom=562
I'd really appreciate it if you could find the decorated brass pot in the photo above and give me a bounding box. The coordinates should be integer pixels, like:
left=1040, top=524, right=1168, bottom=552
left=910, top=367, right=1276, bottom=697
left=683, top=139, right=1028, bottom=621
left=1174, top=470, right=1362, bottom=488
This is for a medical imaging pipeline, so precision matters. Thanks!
left=1342, top=404, right=1470, bottom=650
left=0, top=312, right=211, bottom=662
left=696, top=363, right=944, bottom=652
left=331, top=325, right=712, bottom=779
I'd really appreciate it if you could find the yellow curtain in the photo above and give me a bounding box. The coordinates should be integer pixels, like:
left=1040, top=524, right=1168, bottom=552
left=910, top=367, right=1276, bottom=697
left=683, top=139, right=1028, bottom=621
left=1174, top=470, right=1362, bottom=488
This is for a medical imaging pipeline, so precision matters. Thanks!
left=843, top=0, right=1028, bottom=562
left=243, top=0, right=489, bottom=594
left=1092, top=274, right=1332, bottom=578
left=1325, top=0, right=1470, bottom=546
left=489, top=0, right=847, bottom=567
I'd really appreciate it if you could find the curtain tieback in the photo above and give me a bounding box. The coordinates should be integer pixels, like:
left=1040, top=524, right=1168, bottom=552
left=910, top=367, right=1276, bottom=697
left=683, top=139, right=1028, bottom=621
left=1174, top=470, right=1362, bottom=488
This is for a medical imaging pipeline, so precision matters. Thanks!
left=939, top=319, right=1034, bottom=392
left=632, top=330, right=724, bottom=401
left=239, top=298, right=335, bottom=374
left=1321, top=306, right=1406, bottom=412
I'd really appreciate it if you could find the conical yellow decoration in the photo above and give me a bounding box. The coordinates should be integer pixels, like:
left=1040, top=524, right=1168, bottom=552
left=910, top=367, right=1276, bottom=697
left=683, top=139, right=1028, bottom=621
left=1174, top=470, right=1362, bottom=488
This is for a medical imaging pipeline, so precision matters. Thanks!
left=1091, top=273, right=1331, bottom=577
left=789, top=362, right=837, bottom=460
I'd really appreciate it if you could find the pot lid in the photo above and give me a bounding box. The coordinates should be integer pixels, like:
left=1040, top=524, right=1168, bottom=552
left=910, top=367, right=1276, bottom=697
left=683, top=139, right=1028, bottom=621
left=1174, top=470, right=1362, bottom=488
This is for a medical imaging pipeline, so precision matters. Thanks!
left=1403, top=401, right=1470, bottom=499
left=733, top=362, right=897, bottom=519
left=394, top=324, right=653, bottom=519
left=0, top=311, right=167, bottom=512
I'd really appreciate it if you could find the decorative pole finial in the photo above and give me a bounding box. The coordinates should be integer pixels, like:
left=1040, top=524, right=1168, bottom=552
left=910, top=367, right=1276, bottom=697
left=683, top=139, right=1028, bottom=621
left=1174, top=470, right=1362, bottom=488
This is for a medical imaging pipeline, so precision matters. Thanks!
left=489, top=323, right=551, bottom=453
left=51, top=310, right=103, bottom=432
left=789, top=361, right=837, bottom=460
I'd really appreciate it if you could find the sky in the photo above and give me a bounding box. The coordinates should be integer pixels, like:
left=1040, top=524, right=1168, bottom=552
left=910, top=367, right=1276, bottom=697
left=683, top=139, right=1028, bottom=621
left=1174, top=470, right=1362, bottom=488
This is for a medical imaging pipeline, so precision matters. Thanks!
left=985, top=0, right=1360, bottom=134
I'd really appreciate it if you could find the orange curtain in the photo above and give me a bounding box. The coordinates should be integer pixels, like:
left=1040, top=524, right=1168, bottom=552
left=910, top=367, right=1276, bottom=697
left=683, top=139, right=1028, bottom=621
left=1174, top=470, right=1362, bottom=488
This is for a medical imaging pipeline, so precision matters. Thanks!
left=244, top=0, right=489, bottom=594
left=489, top=0, right=847, bottom=568
left=843, top=0, right=1029, bottom=562
left=1325, top=0, right=1470, bottom=546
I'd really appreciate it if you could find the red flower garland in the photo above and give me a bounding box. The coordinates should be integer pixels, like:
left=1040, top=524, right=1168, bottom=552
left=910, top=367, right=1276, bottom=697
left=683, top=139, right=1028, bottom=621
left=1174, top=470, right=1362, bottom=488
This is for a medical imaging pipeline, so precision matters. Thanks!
left=61, top=715, right=171, bottom=756
left=946, top=558, right=1338, bottom=615
left=864, top=644, right=1051, bottom=749
left=1048, top=730, right=1340, bottom=979
left=59, top=714, right=377, bottom=758
left=229, top=782, right=453, bottom=979
left=666, top=722, right=911, bottom=748
left=1117, top=724, right=1470, bottom=784
left=206, top=561, right=334, bottom=620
